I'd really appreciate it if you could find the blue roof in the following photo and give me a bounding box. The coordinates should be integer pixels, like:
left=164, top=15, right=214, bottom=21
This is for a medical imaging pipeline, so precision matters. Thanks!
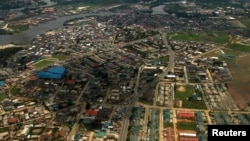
left=74, top=134, right=81, bottom=140
left=48, top=66, right=66, bottom=74
left=0, top=81, right=5, bottom=87
left=104, top=121, right=109, bottom=128
left=37, top=66, right=66, bottom=79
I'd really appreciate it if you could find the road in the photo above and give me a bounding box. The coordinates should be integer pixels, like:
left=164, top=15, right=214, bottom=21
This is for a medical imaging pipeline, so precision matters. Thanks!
left=66, top=81, right=89, bottom=140
left=119, top=31, right=175, bottom=141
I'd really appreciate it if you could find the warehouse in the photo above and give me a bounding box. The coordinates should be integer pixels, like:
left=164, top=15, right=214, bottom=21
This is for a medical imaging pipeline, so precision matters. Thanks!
left=37, top=66, right=67, bottom=79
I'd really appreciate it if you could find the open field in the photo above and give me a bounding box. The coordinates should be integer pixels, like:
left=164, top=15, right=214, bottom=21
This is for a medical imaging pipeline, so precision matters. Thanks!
left=203, top=47, right=250, bottom=109
left=33, top=59, right=56, bottom=69
left=175, top=85, right=194, bottom=99
left=240, top=18, right=250, bottom=28
left=52, top=55, right=70, bottom=61
left=227, top=43, right=250, bottom=53
left=168, top=32, right=229, bottom=44
left=227, top=54, right=250, bottom=109
left=174, top=85, right=207, bottom=109
left=228, top=20, right=247, bottom=28
left=176, top=122, right=196, bottom=130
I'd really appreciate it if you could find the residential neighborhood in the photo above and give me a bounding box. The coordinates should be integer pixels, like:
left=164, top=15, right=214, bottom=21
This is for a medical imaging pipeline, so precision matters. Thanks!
left=0, top=0, right=250, bottom=141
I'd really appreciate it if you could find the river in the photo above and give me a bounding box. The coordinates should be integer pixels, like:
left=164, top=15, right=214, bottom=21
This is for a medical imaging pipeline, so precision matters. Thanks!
left=151, top=5, right=168, bottom=15
left=0, top=12, right=115, bottom=45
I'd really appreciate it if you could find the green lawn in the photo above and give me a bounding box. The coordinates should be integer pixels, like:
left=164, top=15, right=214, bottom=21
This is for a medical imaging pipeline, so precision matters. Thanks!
left=52, top=55, right=70, bottom=61
left=177, top=122, right=196, bottom=130
left=168, top=32, right=229, bottom=44
left=33, top=60, right=56, bottom=69
left=182, top=100, right=207, bottom=109
left=175, top=85, right=194, bottom=99
left=174, top=85, right=207, bottom=109
left=0, top=92, right=7, bottom=102
left=227, top=43, right=250, bottom=53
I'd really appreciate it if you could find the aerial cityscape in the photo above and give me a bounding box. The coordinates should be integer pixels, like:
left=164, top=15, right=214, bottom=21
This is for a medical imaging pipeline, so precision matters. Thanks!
left=0, top=0, right=250, bottom=141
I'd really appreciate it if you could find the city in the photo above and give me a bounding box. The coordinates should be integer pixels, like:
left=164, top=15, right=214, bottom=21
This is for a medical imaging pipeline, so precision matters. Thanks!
left=0, top=0, right=250, bottom=141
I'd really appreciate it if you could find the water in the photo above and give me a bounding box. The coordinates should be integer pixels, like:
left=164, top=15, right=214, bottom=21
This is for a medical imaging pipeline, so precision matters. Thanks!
left=0, top=12, right=115, bottom=45
left=151, top=5, right=168, bottom=15
left=41, top=0, right=57, bottom=7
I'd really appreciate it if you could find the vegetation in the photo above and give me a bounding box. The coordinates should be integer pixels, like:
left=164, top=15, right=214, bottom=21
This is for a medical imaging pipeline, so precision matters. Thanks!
left=0, top=127, right=9, bottom=133
left=33, top=60, right=56, bottom=69
left=163, top=4, right=187, bottom=14
left=175, top=85, right=194, bottom=99
left=52, top=55, right=70, bottom=61
left=240, top=18, right=250, bottom=28
left=0, top=47, right=23, bottom=67
left=168, top=32, right=229, bottom=44
left=10, top=87, right=21, bottom=95
left=8, top=25, right=29, bottom=33
left=55, top=0, right=121, bottom=6
left=177, top=122, right=196, bottom=130
left=0, top=92, right=7, bottom=102
left=159, top=55, right=169, bottom=64
left=0, top=29, right=12, bottom=35
left=164, top=122, right=173, bottom=128
left=174, top=85, right=207, bottom=109
left=227, top=43, right=250, bottom=53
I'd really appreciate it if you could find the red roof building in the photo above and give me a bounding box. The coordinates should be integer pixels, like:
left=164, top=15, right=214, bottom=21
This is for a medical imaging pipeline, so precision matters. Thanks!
left=85, top=109, right=98, bottom=116
left=29, top=76, right=38, bottom=81
left=58, top=129, right=67, bottom=138
left=166, top=127, right=173, bottom=141
left=177, top=110, right=195, bottom=120
left=8, top=117, right=18, bottom=124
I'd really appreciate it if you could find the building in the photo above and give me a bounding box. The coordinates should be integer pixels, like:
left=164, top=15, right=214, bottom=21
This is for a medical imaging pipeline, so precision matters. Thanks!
left=37, top=66, right=67, bottom=79
left=177, top=110, right=195, bottom=120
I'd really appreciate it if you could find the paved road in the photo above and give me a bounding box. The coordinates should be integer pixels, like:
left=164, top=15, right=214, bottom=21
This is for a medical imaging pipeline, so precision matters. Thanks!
left=67, top=81, right=89, bottom=140
left=119, top=31, right=175, bottom=141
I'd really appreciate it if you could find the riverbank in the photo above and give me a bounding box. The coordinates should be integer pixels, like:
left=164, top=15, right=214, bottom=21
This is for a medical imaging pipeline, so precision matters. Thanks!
left=0, top=44, right=27, bottom=50
left=0, top=11, right=117, bottom=45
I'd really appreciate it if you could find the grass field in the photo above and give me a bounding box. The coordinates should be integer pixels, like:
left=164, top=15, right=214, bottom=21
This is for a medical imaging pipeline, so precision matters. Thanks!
left=227, top=43, right=250, bottom=53
left=174, top=85, right=207, bottom=109
left=168, top=32, right=229, bottom=44
left=176, top=122, right=196, bottom=130
left=52, top=55, right=70, bottom=61
left=33, top=60, right=56, bottom=69
left=175, top=85, right=195, bottom=99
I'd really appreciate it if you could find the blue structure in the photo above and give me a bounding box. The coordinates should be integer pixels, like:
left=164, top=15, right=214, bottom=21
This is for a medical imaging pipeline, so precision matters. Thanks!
left=0, top=81, right=5, bottom=87
left=37, top=66, right=67, bottom=79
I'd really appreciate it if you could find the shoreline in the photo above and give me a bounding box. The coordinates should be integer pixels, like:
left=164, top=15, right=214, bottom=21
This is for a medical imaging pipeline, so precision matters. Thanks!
left=0, top=44, right=27, bottom=49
